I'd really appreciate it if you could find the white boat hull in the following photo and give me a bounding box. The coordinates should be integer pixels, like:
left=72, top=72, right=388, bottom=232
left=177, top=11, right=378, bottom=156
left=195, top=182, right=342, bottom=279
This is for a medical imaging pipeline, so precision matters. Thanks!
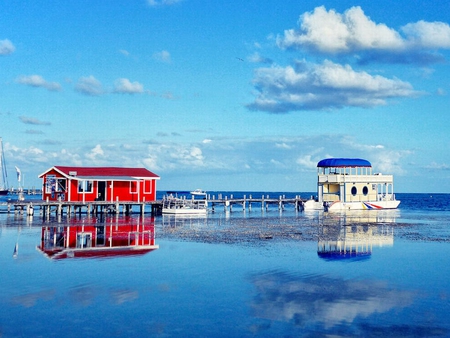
left=327, top=200, right=401, bottom=211
left=304, top=199, right=401, bottom=211
left=162, top=208, right=207, bottom=215
left=303, top=200, right=324, bottom=210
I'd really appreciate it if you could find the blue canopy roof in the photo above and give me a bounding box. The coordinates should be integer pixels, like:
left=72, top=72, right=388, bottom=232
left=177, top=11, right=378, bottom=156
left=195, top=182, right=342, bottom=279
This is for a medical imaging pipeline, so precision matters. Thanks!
left=317, top=158, right=371, bottom=168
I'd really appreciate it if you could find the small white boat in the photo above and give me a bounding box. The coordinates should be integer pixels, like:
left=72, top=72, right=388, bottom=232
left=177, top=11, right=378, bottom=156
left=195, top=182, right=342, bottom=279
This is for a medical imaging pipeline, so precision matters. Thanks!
left=162, top=195, right=208, bottom=215
left=190, top=189, right=207, bottom=196
left=304, top=158, right=400, bottom=211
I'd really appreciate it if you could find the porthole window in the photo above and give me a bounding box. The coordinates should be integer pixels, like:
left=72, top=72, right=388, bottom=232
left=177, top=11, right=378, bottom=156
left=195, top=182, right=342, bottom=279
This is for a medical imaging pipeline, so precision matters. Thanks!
left=363, top=186, right=369, bottom=196
left=351, top=186, right=357, bottom=196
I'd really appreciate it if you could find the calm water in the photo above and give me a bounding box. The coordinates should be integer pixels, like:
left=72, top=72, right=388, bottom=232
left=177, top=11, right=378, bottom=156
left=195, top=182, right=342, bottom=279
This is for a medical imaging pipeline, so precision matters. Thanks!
left=1, top=192, right=450, bottom=337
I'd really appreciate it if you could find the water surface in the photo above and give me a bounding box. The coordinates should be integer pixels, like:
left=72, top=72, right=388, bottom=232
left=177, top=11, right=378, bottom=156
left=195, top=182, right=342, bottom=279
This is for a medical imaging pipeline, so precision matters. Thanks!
left=1, top=193, right=449, bottom=337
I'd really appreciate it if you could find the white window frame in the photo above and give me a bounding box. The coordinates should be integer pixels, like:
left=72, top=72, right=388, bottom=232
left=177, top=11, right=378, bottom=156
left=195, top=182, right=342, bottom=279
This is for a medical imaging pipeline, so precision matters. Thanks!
left=78, top=180, right=93, bottom=193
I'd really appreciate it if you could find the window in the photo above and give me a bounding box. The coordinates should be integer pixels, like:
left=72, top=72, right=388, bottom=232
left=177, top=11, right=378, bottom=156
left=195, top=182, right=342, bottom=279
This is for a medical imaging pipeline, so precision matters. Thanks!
left=57, top=179, right=66, bottom=192
left=130, top=181, right=138, bottom=194
left=45, top=175, right=56, bottom=193
left=351, top=186, right=357, bottom=196
left=144, top=180, right=152, bottom=194
left=78, top=180, right=93, bottom=193
left=363, top=186, right=369, bottom=196
left=77, top=233, right=92, bottom=248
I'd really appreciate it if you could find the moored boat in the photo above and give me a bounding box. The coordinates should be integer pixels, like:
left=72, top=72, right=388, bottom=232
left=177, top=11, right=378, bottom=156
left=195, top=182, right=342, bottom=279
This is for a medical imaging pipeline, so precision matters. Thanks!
left=304, top=158, right=400, bottom=211
left=162, top=194, right=208, bottom=214
left=190, top=189, right=207, bottom=196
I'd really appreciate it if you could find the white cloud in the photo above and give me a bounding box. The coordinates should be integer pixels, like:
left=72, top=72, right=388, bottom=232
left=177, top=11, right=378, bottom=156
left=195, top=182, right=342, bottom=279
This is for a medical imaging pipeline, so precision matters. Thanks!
left=402, top=21, right=450, bottom=49
left=278, top=6, right=404, bottom=53
left=247, top=59, right=418, bottom=113
left=145, top=143, right=206, bottom=170
left=425, top=162, right=450, bottom=170
left=147, top=0, right=182, bottom=7
left=75, top=76, right=103, bottom=96
left=86, top=144, right=105, bottom=161
left=275, top=142, right=292, bottom=149
left=16, top=75, right=62, bottom=91
left=6, top=135, right=415, bottom=191
left=277, top=6, right=450, bottom=63
left=296, top=155, right=318, bottom=170
left=153, top=50, right=171, bottom=63
left=248, top=52, right=273, bottom=64
left=119, top=49, right=130, bottom=56
left=113, top=78, right=144, bottom=94
left=19, top=116, right=51, bottom=126
left=0, top=39, right=15, bottom=55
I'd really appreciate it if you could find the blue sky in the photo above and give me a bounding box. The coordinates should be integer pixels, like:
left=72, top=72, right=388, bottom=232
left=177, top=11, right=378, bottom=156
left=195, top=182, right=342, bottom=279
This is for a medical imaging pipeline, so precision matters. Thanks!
left=1, top=0, right=449, bottom=193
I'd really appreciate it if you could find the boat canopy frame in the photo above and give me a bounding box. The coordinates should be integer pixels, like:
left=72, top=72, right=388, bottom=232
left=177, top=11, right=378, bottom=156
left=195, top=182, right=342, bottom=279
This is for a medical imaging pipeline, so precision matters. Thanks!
left=317, top=158, right=373, bottom=176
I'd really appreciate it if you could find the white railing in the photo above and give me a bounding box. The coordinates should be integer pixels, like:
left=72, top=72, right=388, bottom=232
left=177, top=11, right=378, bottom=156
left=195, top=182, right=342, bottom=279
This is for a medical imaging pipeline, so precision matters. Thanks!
left=319, top=174, right=393, bottom=184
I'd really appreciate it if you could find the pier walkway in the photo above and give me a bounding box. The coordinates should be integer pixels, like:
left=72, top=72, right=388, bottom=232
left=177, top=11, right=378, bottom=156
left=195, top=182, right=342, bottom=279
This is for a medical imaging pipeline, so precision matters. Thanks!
left=0, top=193, right=308, bottom=217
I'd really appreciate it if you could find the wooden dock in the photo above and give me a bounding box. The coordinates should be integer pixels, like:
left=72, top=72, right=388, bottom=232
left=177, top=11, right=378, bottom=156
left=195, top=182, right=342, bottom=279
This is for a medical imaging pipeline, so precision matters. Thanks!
left=0, top=200, right=162, bottom=217
left=0, top=193, right=307, bottom=217
left=207, top=193, right=305, bottom=212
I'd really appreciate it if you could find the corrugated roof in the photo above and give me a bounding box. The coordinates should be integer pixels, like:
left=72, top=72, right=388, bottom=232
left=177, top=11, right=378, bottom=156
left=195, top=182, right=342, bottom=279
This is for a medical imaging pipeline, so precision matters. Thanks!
left=43, top=166, right=160, bottom=179
left=317, top=158, right=371, bottom=168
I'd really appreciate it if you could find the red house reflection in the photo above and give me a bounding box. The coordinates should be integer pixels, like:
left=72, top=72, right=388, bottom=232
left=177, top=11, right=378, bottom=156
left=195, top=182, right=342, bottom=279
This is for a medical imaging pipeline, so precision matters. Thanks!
left=37, top=216, right=158, bottom=259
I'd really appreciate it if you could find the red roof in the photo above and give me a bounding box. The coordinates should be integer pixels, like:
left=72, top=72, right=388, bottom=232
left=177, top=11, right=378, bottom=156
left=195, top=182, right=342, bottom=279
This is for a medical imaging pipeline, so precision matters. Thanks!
left=39, top=166, right=159, bottom=179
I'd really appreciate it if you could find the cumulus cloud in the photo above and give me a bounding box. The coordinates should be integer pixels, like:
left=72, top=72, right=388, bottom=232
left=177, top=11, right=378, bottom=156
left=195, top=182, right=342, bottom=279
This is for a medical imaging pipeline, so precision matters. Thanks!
left=401, top=20, right=450, bottom=49
left=277, top=6, right=450, bottom=64
left=16, top=75, right=62, bottom=91
left=113, top=78, right=144, bottom=94
left=75, top=76, right=104, bottom=96
left=0, top=39, right=15, bottom=55
left=296, top=155, right=317, bottom=170
left=278, top=6, right=403, bottom=53
left=247, top=59, right=418, bottom=113
left=86, top=144, right=105, bottom=161
left=143, top=143, right=205, bottom=171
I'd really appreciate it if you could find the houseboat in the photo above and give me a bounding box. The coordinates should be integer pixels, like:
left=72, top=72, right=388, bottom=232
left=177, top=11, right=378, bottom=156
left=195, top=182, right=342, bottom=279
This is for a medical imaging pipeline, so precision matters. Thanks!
left=304, top=158, right=400, bottom=211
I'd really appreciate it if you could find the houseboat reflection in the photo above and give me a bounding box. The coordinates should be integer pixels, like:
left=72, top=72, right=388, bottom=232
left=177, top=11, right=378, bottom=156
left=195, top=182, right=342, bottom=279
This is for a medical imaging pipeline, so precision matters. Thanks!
left=37, top=216, right=158, bottom=259
left=317, top=210, right=395, bottom=260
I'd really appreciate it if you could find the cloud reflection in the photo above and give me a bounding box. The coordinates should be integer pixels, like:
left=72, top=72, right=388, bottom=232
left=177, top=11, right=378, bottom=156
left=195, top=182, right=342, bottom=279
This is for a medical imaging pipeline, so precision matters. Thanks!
left=250, top=272, right=415, bottom=330
left=10, top=289, right=55, bottom=308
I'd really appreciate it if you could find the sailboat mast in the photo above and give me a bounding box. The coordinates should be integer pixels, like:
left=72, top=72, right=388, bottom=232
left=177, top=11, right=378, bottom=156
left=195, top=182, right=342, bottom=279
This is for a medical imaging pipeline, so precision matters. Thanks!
left=0, top=137, right=8, bottom=191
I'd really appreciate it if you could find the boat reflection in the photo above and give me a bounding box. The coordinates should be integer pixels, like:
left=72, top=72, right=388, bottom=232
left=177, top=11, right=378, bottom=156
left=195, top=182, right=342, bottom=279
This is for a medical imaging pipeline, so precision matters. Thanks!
left=161, top=214, right=208, bottom=230
left=317, top=210, right=395, bottom=260
left=37, top=216, right=158, bottom=259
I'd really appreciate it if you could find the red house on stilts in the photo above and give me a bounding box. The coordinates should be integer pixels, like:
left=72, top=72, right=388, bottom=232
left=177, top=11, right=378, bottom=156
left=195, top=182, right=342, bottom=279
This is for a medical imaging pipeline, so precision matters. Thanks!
left=38, top=166, right=160, bottom=203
